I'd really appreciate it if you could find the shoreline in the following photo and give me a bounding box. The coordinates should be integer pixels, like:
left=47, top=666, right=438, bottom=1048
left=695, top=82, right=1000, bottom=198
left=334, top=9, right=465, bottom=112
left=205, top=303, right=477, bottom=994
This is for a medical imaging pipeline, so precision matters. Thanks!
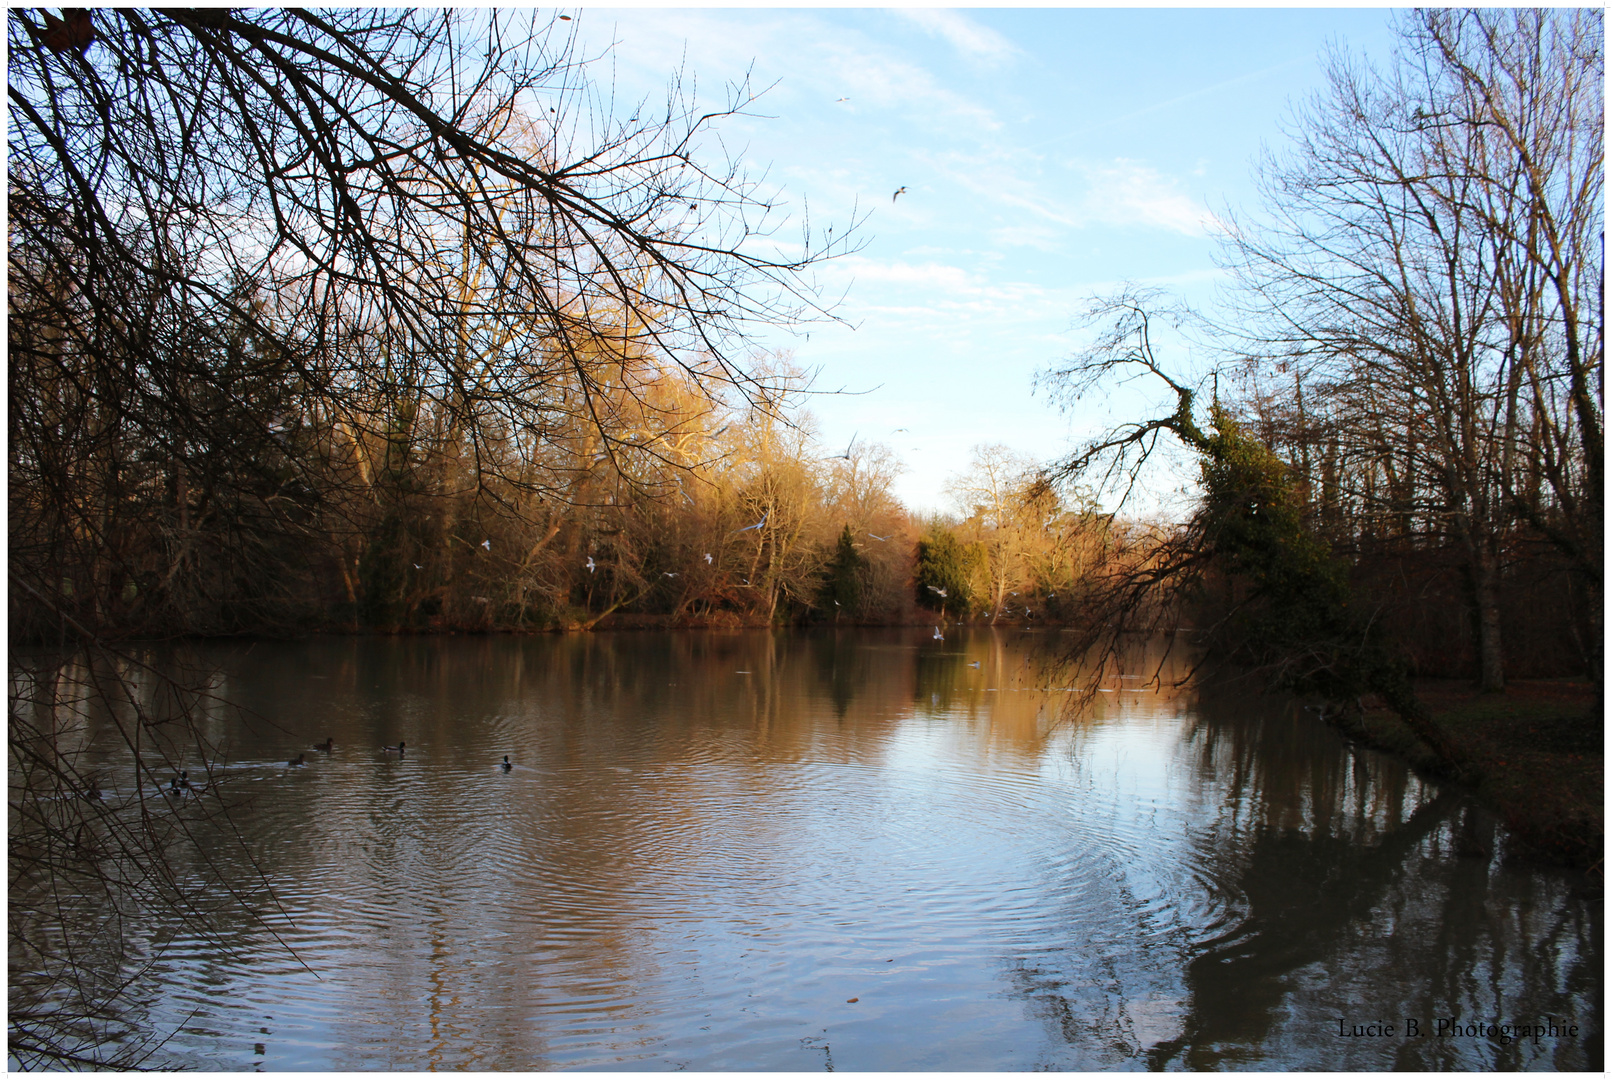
left=1329, top=679, right=1602, bottom=875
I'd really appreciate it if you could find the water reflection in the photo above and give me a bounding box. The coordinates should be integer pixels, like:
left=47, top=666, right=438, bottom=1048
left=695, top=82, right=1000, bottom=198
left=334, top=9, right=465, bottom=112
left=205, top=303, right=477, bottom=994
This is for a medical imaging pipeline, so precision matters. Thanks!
left=8, top=630, right=1600, bottom=1070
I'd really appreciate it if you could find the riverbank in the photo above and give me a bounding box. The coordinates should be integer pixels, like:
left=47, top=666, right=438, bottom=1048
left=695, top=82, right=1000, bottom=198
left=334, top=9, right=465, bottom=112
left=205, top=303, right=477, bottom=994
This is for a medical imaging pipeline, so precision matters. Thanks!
left=1335, top=679, right=1602, bottom=873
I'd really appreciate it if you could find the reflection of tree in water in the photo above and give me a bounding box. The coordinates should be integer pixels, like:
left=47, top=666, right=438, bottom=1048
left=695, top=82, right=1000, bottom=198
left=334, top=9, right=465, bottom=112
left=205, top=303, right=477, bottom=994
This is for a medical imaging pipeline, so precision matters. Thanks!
left=912, top=644, right=969, bottom=717
left=1156, top=688, right=1598, bottom=1070
left=1006, top=674, right=1600, bottom=1070
left=809, top=630, right=868, bottom=720
left=1146, top=791, right=1456, bottom=1069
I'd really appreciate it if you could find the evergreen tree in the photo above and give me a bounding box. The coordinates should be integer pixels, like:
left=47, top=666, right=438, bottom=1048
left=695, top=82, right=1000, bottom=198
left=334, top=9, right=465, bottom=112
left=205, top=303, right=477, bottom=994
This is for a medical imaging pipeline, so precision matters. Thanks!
left=820, top=525, right=865, bottom=619
left=914, top=526, right=984, bottom=616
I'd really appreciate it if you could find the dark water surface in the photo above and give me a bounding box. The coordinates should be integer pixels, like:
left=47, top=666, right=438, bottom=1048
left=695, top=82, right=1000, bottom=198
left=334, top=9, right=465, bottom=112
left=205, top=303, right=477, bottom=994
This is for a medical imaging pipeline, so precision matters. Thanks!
left=10, top=630, right=1601, bottom=1070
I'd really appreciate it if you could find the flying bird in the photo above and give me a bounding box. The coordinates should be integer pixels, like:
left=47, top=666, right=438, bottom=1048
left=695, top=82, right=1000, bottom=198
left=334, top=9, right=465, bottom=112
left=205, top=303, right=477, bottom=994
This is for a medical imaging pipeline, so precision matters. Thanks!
left=932, top=626, right=944, bottom=641
left=835, top=96, right=850, bottom=103
left=704, top=553, right=713, bottom=564
left=829, top=433, right=858, bottom=461
left=927, top=585, right=947, bottom=598
left=868, top=532, right=889, bottom=542
left=586, top=556, right=596, bottom=573
left=663, top=572, right=679, bottom=578
left=733, top=511, right=769, bottom=535
left=892, top=186, right=908, bottom=202
left=480, top=539, right=490, bottom=550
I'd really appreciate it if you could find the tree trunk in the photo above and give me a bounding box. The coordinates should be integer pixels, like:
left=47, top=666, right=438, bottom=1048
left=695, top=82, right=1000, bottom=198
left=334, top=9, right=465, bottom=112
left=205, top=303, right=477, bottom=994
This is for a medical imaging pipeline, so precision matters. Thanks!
left=1471, top=548, right=1506, bottom=693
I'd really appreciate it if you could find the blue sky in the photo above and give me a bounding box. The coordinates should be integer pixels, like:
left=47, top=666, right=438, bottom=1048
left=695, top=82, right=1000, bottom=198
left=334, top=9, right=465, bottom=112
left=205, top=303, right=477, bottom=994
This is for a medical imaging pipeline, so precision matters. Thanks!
left=564, top=7, right=1407, bottom=512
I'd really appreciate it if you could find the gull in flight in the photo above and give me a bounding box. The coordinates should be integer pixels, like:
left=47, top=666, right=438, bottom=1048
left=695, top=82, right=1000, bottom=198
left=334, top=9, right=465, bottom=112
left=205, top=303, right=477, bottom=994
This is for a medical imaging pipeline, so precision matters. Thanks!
left=481, top=539, right=491, bottom=550
left=835, top=96, right=850, bottom=103
left=927, top=585, right=947, bottom=598
left=868, top=532, right=889, bottom=542
left=828, top=433, right=858, bottom=461
left=664, top=572, right=679, bottom=578
left=733, top=511, right=769, bottom=535
left=586, top=556, right=596, bottom=573
left=932, top=626, right=944, bottom=641
left=704, top=553, right=713, bottom=564
left=892, top=186, right=908, bottom=202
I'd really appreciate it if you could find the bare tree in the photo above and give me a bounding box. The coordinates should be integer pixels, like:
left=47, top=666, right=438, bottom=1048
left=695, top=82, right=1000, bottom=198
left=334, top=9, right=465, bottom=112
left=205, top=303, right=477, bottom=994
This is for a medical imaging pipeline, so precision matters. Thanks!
left=1219, top=9, right=1602, bottom=692
left=946, top=444, right=1041, bottom=621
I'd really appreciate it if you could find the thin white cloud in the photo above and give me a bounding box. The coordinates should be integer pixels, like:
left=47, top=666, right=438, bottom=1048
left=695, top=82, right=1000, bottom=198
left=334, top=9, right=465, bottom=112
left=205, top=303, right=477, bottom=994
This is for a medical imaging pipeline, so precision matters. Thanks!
left=891, top=9, right=1020, bottom=68
left=822, top=44, right=1001, bottom=132
left=989, top=224, right=1066, bottom=253
left=921, top=148, right=1215, bottom=237
left=917, top=149, right=1082, bottom=228
left=1071, top=159, right=1212, bottom=235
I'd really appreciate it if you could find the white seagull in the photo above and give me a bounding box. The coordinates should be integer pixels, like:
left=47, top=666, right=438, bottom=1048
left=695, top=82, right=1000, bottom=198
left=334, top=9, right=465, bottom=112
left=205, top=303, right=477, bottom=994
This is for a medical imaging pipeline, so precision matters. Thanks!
left=704, top=553, right=713, bottom=564
left=868, top=532, right=889, bottom=542
left=927, top=585, right=947, bottom=598
left=892, top=186, right=908, bottom=202
left=481, top=539, right=490, bottom=550
left=932, top=626, right=943, bottom=641
left=733, top=511, right=769, bottom=535
left=586, top=556, right=596, bottom=573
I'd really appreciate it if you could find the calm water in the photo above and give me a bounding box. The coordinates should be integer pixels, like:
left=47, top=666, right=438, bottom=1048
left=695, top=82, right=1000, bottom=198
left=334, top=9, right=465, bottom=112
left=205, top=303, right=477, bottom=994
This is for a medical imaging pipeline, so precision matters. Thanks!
left=9, top=630, right=1602, bottom=1070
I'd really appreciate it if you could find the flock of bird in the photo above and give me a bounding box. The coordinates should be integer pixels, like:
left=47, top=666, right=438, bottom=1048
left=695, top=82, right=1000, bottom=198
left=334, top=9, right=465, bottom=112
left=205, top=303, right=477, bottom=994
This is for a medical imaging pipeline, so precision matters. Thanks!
left=568, top=511, right=913, bottom=586
left=144, top=738, right=522, bottom=803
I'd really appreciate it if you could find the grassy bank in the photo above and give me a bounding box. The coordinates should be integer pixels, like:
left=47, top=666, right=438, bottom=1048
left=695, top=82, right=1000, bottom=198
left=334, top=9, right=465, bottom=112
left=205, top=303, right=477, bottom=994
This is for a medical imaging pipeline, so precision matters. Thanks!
left=1334, top=680, right=1602, bottom=872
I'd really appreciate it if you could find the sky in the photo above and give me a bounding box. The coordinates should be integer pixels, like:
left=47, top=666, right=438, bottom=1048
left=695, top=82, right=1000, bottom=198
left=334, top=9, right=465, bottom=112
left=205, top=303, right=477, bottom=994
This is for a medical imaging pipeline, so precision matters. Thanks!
left=560, top=6, right=1409, bottom=513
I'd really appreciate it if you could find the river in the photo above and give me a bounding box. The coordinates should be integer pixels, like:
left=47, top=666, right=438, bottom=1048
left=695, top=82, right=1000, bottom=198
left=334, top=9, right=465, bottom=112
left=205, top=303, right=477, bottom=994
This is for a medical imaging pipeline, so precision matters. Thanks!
left=8, top=629, right=1601, bottom=1070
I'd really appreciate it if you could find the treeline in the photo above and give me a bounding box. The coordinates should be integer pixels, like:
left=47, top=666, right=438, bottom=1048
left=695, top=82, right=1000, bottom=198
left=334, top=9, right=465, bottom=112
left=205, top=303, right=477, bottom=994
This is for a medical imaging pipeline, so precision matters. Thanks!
left=11, top=289, right=1123, bottom=637
left=12, top=327, right=939, bottom=637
